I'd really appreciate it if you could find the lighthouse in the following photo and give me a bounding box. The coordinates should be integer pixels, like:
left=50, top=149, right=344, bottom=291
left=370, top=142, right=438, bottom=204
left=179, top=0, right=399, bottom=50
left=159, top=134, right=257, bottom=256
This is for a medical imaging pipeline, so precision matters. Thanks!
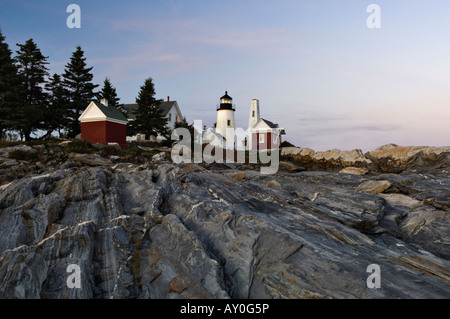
left=247, top=99, right=260, bottom=149
left=216, top=91, right=236, bottom=148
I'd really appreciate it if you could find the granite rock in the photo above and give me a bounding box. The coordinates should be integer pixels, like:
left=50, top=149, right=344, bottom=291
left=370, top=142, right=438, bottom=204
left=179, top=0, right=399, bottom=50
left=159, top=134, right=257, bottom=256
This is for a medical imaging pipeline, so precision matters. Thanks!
left=0, top=154, right=449, bottom=299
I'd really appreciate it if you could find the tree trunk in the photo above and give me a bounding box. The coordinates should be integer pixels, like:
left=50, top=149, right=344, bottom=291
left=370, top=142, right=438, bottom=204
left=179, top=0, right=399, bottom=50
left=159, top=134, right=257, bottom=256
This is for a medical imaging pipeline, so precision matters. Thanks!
left=41, top=130, right=53, bottom=140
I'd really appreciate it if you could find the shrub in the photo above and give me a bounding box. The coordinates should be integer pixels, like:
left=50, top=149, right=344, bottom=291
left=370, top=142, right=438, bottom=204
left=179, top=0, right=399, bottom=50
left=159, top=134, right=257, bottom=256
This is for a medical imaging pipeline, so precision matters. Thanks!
left=65, top=140, right=96, bottom=154
left=8, top=149, right=39, bottom=161
left=281, top=140, right=296, bottom=148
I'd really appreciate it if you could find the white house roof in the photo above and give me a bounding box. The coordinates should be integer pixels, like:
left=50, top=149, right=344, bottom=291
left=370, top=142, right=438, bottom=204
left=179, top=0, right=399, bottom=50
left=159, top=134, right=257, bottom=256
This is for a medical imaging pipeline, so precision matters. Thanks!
left=251, top=118, right=286, bottom=134
left=252, top=118, right=279, bottom=129
left=120, top=101, right=183, bottom=121
left=78, top=101, right=128, bottom=125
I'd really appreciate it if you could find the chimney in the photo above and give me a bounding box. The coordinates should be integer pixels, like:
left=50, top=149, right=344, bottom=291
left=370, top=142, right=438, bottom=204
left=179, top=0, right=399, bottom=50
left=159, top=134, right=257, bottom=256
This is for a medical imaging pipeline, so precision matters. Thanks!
left=167, top=96, right=170, bottom=102
left=101, top=98, right=108, bottom=106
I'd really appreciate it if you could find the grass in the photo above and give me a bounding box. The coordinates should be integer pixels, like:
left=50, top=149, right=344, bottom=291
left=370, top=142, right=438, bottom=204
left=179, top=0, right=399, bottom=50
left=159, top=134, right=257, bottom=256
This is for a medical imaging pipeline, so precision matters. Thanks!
left=64, top=140, right=96, bottom=154
left=8, top=149, right=39, bottom=161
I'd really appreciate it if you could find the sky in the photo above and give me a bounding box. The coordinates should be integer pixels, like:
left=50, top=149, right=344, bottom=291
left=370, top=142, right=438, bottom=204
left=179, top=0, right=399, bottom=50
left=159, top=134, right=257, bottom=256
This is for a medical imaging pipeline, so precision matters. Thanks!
left=1, top=0, right=449, bottom=152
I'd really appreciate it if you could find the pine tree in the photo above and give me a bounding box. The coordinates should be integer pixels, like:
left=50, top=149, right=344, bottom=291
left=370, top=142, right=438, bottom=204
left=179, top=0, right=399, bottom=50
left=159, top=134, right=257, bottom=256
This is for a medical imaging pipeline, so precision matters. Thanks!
left=130, top=78, right=168, bottom=140
left=15, top=38, right=49, bottom=141
left=0, top=30, right=21, bottom=139
left=44, top=73, right=69, bottom=138
left=63, top=46, right=98, bottom=138
left=172, top=118, right=197, bottom=147
left=99, top=77, right=121, bottom=108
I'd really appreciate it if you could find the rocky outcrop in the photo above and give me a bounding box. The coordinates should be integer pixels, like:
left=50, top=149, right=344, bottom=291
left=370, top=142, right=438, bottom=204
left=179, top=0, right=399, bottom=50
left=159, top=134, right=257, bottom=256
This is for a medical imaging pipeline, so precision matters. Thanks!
left=0, top=155, right=449, bottom=299
left=282, top=144, right=450, bottom=174
left=356, top=180, right=392, bottom=194
left=281, top=147, right=373, bottom=171
left=365, top=144, right=450, bottom=173
left=68, top=153, right=112, bottom=167
left=0, top=145, right=37, bottom=158
left=339, top=167, right=369, bottom=175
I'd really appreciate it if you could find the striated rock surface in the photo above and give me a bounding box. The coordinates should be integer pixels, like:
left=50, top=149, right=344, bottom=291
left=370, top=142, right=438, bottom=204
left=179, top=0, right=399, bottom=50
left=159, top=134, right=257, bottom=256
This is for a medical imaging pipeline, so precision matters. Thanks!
left=356, top=180, right=392, bottom=194
left=0, top=145, right=37, bottom=158
left=0, top=152, right=449, bottom=299
left=68, top=153, right=112, bottom=167
left=339, top=167, right=369, bottom=175
left=282, top=144, right=450, bottom=174
left=281, top=147, right=373, bottom=171
left=365, top=144, right=450, bottom=173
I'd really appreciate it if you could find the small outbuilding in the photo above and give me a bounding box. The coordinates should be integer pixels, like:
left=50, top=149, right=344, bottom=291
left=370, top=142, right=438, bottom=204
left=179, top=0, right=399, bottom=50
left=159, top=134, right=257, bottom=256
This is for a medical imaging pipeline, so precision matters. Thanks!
left=247, top=99, right=285, bottom=151
left=250, top=118, right=284, bottom=151
left=78, top=99, right=128, bottom=148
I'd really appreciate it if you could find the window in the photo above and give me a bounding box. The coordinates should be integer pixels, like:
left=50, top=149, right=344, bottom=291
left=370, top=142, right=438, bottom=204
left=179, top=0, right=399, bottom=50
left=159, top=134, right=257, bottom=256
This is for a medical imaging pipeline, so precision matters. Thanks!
left=259, top=134, right=265, bottom=143
left=168, top=113, right=172, bottom=121
left=252, top=111, right=255, bottom=117
left=227, top=120, right=231, bottom=126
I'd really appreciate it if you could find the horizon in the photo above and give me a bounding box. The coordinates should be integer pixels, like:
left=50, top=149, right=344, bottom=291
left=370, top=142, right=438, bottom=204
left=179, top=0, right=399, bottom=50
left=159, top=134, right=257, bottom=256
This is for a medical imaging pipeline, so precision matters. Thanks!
left=1, top=0, right=449, bottom=152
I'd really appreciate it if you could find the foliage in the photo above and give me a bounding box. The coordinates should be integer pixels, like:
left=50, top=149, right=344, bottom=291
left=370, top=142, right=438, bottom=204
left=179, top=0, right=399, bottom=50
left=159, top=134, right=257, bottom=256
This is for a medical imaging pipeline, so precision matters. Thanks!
left=44, top=74, right=69, bottom=138
left=99, top=78, right=122, bottom=109
left=64, top=139, right=96, bottom=154
left=63, top=46, right=99, bottom=138
left=8, top=149, right=39, bottom=161
left=129, top=78, right=168, bottom=140
left=15, top=38, right=49, bottom=141
left=0, top=31, right=175, bottom=146
left=0, top=31, right=21, bottom=139
left=171, top=118, right=199, bottom=148
left=281, top=140, right=296, bottom=147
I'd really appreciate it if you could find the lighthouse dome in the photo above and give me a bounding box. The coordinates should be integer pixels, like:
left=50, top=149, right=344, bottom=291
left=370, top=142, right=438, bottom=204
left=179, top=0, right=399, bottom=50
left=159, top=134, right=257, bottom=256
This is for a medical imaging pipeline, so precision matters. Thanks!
left=218, top=91, right=235, bottom=111
left=220, top=91, right=232, bottom=102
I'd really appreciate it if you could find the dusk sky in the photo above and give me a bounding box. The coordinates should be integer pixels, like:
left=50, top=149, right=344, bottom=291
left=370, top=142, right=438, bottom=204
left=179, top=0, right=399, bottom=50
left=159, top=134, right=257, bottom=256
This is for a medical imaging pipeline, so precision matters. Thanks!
left=1, top=0, right=449, bottom=151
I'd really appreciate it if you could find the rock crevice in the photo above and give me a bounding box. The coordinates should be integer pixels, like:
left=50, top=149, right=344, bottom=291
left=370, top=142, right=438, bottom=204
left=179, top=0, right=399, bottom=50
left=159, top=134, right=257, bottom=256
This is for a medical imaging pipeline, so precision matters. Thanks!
left=0, top=146, right=449, bottom=298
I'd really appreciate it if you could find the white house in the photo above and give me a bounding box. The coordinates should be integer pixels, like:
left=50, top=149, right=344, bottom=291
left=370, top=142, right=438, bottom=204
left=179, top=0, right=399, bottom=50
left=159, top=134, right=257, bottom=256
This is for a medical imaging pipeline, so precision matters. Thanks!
left=247, top=99, right=285, bottom=151
left=120, top=96, right=183, bottom=141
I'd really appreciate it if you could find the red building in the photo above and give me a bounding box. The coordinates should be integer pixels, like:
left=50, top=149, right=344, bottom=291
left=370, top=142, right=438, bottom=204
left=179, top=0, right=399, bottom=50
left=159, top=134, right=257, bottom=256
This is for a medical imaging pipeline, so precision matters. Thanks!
left=249, top=118, right=285, bottom=151
left=78, top=99, right=128, bottom=148
left=246, top=99, right=285, bottom=152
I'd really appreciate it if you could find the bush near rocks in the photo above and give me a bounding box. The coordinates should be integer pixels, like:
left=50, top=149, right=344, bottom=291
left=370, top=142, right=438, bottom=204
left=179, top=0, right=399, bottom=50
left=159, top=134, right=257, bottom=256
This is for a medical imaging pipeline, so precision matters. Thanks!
left=7, top=149, right=38, bottom=161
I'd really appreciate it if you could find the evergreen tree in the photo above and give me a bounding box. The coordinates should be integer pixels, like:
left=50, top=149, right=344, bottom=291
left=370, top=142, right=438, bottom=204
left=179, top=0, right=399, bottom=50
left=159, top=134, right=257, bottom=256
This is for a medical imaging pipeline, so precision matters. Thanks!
left=63, top=46, right=98, bottom=138
left=99, top=77, right=121, bottom=108
left=15, top=38, right=49, bottom=141
left=44, top=74, right=69, bottom=138
left=0, top=30, right=21, bottom=139
left=172, top=118, right=198, bottom=147
left=130, top=78, right=168, bottom=140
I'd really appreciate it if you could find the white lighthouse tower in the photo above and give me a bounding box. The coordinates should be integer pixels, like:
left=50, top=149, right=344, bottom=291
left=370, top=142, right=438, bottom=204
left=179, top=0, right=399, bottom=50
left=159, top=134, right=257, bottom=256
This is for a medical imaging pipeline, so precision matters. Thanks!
left=247, top=99, right=260, bottom=149
left=248, top=99, right=260, bottom=128
left=216, top=91, right=236, bottom=148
